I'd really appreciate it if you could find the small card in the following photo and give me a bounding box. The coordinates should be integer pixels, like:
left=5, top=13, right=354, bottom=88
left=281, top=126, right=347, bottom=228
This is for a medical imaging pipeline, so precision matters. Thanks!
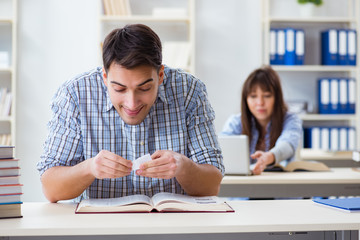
left=132, top=154, right=152, bottom=171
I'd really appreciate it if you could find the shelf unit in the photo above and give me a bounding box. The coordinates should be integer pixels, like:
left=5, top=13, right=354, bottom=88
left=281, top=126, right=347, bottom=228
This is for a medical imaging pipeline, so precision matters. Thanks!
left=99, top=0, right=195, bottom=74
left=261, top=0, right=360, bottom=160
left=0, top=0, right=17, bottom=147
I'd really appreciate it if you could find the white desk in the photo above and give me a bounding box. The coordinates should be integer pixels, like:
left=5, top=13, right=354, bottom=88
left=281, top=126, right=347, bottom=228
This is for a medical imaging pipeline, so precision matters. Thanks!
left=220, top=168, right=360, bottom=198
left=0, top=200, right=359, bottom=240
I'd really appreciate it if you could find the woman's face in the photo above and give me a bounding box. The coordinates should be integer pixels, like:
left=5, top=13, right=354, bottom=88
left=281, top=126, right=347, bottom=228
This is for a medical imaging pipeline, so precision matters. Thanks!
left=246, top=85, right=275, bottom=127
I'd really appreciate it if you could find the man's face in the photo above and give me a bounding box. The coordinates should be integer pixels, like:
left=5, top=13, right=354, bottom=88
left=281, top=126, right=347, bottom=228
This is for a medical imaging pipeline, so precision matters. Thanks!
left=103, top=63, right=164, bottom=125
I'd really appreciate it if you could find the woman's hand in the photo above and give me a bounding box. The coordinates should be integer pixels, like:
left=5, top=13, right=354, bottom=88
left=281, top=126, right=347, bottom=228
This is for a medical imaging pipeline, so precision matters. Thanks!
left=250, top=151, right=275, bottom=175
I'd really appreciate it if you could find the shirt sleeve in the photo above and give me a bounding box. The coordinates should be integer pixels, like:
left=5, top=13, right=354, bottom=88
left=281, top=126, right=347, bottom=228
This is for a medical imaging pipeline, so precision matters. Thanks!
left=186, top=80, right=225, bottom=175
left=269, top=113, right=303, bottom=164
left=37, top=85, right=84, bottom=176
left=220, top=114, right=242, bottom=135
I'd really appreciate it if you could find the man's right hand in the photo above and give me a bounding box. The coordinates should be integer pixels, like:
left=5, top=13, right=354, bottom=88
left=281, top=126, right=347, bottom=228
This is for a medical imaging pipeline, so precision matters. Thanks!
left=89, top=150, right=133, bottom=179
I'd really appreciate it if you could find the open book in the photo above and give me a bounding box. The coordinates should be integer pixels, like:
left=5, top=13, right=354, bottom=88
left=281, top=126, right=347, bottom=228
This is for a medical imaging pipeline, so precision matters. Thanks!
left=75, top=192, right=234, bottom=213
left=268, top=160, right=330, bottom=172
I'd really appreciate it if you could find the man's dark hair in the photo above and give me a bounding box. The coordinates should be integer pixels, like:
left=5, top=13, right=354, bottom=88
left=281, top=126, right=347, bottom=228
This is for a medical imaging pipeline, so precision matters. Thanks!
left=102, top=24, right=162, bottom=73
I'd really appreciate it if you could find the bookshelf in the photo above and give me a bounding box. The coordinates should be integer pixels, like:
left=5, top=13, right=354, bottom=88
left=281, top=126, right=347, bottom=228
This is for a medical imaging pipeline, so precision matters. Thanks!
left=99, top=0, right=196, bottom=73
left=0, top=0, right=16, bottom=147
left=261, top=0, right=360, bottom=161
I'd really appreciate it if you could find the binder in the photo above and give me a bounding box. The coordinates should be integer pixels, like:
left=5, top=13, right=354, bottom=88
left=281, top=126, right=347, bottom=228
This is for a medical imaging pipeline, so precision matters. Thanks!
left=318, top=78, right=330, bottom=114
left=348, top=78, right=355, bottom=114
left=304, top=127, right=320, bottom=149
left=270, top=29, right=277, bottom=65
left=295, top=29, right=305, bottom=65
left=321, top=29, right=338, bottom=65
left=330, top=127, right=339, bottom=151
left=330, top=79, right=339, bottom=114
left=348, top=127, right=356, bottom=150
left=338, top=29, right=348, bottom=65
left=339, top=127, right=348, bottom=151
left=284, top=28, right=295, bottom=65
left=338, top=78, right=348, bottom=114
left=320, top=127, right=329, bottom=150
left=347, top=29, right=357, bottom=65
left=276, top=29, right=285, bottom=65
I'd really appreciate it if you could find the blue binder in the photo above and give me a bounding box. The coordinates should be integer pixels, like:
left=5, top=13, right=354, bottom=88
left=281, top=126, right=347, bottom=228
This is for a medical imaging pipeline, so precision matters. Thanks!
left=270, top=29, right=277, bottom=65
left=318, top=78, right=330, bottom=114
left=329, top=78, right=339, bottom=114
left=321, top=29, right=338, bottom=65
left=347, top=29, right=357, bottom=65
left=338, top=29, right=348, bottom=65
left=348, top=78, right=356, bottom=114
left=276, top=29, right=285, bottom=65
left=284, top=28, right=296, bottom=65
left=303, top=127, right=321, bottom=149
left=338, top=78, right=348, bottom=114
left=295, top=29, right=305, bottom=65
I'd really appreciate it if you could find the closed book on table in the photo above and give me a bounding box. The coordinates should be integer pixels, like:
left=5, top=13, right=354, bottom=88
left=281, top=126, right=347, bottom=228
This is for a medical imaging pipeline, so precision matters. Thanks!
left=313, top=197, right=360, bottom=212
left=0, top=202, right=22, bottom=219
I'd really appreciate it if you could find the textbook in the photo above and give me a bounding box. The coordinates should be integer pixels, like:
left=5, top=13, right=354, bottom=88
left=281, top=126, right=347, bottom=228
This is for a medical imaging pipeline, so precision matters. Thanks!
left=75, top=192, right=234, bottom=214
left=0, top=145, right=14, bottom=159
left=313, top=197, right=360, bottom=212
left=269, top=160, right=330, bottom=172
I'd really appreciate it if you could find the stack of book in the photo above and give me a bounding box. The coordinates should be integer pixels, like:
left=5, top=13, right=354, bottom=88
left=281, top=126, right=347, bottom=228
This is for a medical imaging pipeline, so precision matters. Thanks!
left=0, top=145, right=22, bottom=219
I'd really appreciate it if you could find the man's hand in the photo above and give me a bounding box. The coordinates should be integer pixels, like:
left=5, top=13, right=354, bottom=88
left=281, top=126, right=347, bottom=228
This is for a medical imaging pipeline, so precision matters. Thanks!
left=250, top=151, right=275, bottom=175
left=90, top=150, right=133, bottom=179
left=136, top=150, right=184, bottom=179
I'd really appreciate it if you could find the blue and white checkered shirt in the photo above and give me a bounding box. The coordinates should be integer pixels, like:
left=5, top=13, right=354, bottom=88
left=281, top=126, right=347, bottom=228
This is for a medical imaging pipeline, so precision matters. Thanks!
left=38, top=66, right=224, bottom=200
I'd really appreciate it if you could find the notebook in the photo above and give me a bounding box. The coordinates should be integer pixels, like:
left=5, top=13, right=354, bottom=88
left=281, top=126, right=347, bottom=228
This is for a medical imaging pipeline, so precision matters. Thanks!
left=218, top=135, right=252, bottom=176
left=313, top=197, right=360, bottom=212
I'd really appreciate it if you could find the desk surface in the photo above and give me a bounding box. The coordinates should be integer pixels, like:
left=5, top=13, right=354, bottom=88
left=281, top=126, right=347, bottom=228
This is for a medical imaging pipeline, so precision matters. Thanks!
left=222, top=168, right=360, bottom=184
left=219, top=168, right=360, bottom=198
left=1, top=200, right=359, bottom=237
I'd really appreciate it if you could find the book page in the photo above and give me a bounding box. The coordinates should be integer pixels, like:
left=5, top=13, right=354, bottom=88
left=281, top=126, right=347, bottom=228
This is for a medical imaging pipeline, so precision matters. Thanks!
left=152, top=193, right=220, bottom=207
left=76, top=195, right=153, bottom=213
left=151, top=192, right=232, bottom=212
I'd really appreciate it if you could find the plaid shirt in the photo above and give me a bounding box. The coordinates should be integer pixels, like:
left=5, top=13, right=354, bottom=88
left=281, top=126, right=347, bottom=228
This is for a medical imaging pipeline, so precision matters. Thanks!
left=38, top=66, right=224, bottom=200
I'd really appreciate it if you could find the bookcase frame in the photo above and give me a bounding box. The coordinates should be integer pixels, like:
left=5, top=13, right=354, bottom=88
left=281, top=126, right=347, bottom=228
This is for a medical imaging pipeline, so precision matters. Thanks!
left=0, top=0, right=17, bottom=148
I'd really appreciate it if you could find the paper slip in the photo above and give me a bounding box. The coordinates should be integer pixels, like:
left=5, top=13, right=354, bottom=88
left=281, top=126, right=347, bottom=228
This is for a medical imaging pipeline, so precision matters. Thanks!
left=132, top=154, right=152, bottom=171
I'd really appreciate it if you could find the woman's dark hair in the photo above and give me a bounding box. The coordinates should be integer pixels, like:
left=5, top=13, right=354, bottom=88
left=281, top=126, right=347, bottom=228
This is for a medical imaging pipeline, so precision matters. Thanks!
left=102, top=24, right=162, bottom=73
left=241, top=66, right=288, bottom=149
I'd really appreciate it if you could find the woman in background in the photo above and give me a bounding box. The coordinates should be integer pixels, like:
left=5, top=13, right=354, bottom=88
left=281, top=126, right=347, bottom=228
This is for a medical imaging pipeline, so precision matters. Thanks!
left=222, top=66, right=302, bottom=175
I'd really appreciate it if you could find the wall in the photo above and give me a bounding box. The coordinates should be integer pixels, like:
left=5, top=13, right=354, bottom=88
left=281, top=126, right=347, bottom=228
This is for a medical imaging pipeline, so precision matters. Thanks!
left=17, top=0, right=272, bottom=201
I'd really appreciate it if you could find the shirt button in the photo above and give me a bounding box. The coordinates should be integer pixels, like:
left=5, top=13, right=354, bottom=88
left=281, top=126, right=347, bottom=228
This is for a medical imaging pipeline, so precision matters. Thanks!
left=140, top=141, right=144, bottom=146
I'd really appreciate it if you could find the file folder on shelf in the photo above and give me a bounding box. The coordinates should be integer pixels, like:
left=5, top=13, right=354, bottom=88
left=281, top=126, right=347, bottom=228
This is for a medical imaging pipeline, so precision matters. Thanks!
left=295, top=29, right=305, bottom=65
left=269, top=29, right=277, bottom=65
left=318, top=78, right=330, bottom=114
left=276, top=29, right=285, bottom=65
left=321, top=29, right=338, bottom=65
left=284, top=28, right=295, bottom=65
left=347, top=29, right=357, bottom=65
left=338, top=29, right=348, bottom=65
